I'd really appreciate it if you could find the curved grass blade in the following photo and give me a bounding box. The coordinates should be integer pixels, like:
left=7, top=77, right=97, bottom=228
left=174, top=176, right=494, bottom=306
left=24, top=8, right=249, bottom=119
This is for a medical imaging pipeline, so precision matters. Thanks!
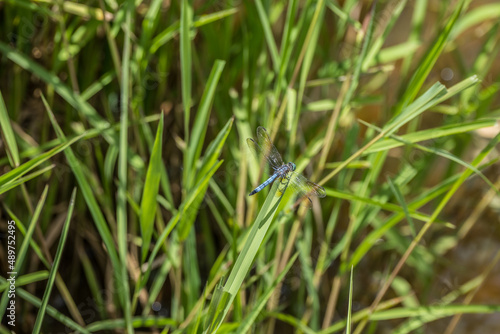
left=0, top=165, right=54, bottom=195
left=0, top=90, right=19, bottom=167
left=33, top=188, right=77, bottom=333
left=0, top=134, right=83, bottom=188
left=0, top=186, right=48, bottom=320
left=140, top=113, right=164, bottom=263
left=205, top=181, right=287, bottom=333
left=394, top=0, right=465, bottom=114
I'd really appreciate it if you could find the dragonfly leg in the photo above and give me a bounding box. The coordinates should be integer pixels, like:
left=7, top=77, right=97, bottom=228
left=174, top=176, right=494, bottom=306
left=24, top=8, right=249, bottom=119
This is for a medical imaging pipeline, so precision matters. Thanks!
left=276, top=173, right=292, bottom=197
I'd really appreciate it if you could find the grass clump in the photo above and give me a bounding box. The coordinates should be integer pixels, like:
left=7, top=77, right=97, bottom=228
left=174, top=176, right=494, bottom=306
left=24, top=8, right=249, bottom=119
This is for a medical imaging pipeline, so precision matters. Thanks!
left=1, top=1, right=500, bottom=333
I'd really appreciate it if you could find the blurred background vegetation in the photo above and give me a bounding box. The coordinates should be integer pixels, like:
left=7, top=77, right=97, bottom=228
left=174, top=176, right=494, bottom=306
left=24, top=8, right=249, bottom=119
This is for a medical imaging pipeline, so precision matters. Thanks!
left=1, top=0, right=500, bottom=333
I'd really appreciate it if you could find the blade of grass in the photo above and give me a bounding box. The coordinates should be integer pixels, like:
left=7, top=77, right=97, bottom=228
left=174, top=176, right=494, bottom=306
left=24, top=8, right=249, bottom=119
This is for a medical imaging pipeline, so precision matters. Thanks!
left=34, top=0, right=112, bottom=21
left=0, top=90, right=19, bottom=167
left=0, top=134, right=83, bottom=188
left=235, top=253, right=299, bottom=333
left=363, top=118, right=497, bottom=154
left=149, top=8, right=238, bottom=54
left=178, top=117, right=233, bottom=240
left=180, top=0, right=193, bottom=166
left=140, top=113, right=164, bottom=263
left=362, top=0, right=408, bottom=70
left=394, top=0, right=465, bottom=115
left=42, top=94, right=120, bottom=287
left=254, top=0, right=280, bottom=73
left=138, top=160, right=224, bottom=294
left=346, top=266, right=354, bottom=334
left=185, top=60, right=226, bottom=189
left=320, top=80, right=448, bottom=186
left=0, top=41, right=110, bottom=132
left=387, top=177, right=416, bottom=237
left=358, top=132, right=500, bottom=333
left=85, top=316, right=177, bottom=331
left=372, top=304, right=500, bottom=323
left=0, top=271, right=49, bottom=291
left=33, top=188, right=77, bottom=333
left=0, top=277, right=90, bottom=333
left=453, top=3, right=500, bottom=37
left=0, top=186, right=48, bottom=320
left=205, top=181, right=288, bottom=333
left=116, top=1, right=134, bottom=331
left=359, top=119, right=500, bottom=195
left=0, top=164, right=54, bottom=195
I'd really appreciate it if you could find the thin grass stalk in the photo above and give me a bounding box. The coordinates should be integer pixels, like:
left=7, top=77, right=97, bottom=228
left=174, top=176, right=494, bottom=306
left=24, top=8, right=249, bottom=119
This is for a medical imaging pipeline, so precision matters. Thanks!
left=355, top=132, right=500, bottom=333
left=33, top=188, right=77, bottom=333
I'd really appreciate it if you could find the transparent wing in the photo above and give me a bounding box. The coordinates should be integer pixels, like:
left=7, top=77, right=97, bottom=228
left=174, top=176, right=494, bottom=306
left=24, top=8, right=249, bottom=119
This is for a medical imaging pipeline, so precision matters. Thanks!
left=246, top=126, right=283, bottom=171
left=287, top=172, right=326, bottom=201
left=256, top=126, right=284, bottom=168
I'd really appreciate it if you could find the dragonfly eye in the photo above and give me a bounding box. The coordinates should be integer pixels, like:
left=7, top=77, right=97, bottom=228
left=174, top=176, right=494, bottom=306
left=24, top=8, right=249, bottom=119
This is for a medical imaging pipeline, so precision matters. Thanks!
left=289, top=162, right=296, bottom=171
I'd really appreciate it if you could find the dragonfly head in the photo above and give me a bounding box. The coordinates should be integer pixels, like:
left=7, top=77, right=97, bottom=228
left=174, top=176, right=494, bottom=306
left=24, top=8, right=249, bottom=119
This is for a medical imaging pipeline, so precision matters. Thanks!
left=288, top=162, right=296, bottom=171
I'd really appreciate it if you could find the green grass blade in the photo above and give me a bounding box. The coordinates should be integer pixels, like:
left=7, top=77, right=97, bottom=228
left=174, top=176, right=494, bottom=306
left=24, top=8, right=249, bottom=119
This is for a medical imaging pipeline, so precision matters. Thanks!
left=454, top=3, right=500, bottom=37
left=0, top=271, right=49, bottom=291
left=33, top=188, right=77, bottom=333
left=0, top=41, right=110, bottom=132
left=198, top=117, right=234, bottom=183
left=116, top=1, right=134, bottom=331
left=0, top=277, right=90, bottom=333
left=376, top=40, right=421, bottom=65
left=42, top=94, right=120, bottom=277
left=86, top=316, right=177, bottom=331
left=0, top=186, right=48, bottom=320
left=255, top=0, right=280, bottom=73
left=346, top=266, right=353, bottom=334
left=0, top=135, right=83, bottom=188
left=0, top=90, right=19, bottom=167
left=386, top=82, right=447, bottom=136
left=185, top=60, right=226, bottom=187
left=387, top=177, right=416, bottom=237
left=150, top=8, right=238, bottom=54
left=137, top=159, right=224, bottom=297
left=347, top=172, right=461, bottom=269
left=0, top=165, right=54, bottom=195
left=140, top=113, right=164, bottom=263
left=206, top=181, right=287, bottom=333
left=362, top=0, right=408, bottom=70
left=236, top=253, right=299, bottom=333
left=1, top=206, right=49, bottom=268
left=364, top=118, right=496, bottom=154
left=372, top=304, right=500, bottom=324
left=178, top=118, right=233, bottom=240
left=360, top=119, right=500, bottom=195
left=178, top=160, right=224, bottom=240
left=394, top=0, right=465, bottom=114
left=80, top=71, right=116, bottom=101
left=180, top=0, right=193, bottom=150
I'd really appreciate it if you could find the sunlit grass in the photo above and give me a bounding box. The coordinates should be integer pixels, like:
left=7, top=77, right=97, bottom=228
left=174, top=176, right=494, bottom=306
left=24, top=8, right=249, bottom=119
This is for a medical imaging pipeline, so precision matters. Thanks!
left=0, top=0, right=500, bottom=333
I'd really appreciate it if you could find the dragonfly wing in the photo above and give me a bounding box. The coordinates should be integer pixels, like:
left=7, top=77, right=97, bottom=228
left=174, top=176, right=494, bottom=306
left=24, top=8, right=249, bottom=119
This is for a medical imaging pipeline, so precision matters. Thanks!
left=287, top=172, right=326, bottom=200
left=246, top=138, right=278, bottom=175
left=256, top=126, right=284, bottom=168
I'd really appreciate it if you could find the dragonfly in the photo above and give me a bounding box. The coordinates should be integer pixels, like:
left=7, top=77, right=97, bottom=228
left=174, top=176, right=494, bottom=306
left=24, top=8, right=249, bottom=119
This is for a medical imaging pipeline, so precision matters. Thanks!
left=247, top=126, right=326, bottom=206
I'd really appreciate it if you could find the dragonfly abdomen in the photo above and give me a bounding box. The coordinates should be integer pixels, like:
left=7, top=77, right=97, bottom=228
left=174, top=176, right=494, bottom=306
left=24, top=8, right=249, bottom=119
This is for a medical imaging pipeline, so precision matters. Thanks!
left=249, top=173, right=279, bottom=196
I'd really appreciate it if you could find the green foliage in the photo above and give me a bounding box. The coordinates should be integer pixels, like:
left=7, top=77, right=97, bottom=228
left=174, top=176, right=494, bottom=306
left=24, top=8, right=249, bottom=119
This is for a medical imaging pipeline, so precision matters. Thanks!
left=1, top=1, right=499, bottom=333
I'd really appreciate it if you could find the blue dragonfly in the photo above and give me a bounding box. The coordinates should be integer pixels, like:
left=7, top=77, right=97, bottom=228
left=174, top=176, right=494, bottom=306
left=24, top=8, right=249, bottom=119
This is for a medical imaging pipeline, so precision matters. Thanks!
left=247, top=126, right=326, bottom=206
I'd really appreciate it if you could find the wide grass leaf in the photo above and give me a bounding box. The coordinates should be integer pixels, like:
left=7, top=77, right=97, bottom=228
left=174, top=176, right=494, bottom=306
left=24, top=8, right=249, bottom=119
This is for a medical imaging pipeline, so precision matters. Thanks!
left=140, top=113, right=164, bottom=262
